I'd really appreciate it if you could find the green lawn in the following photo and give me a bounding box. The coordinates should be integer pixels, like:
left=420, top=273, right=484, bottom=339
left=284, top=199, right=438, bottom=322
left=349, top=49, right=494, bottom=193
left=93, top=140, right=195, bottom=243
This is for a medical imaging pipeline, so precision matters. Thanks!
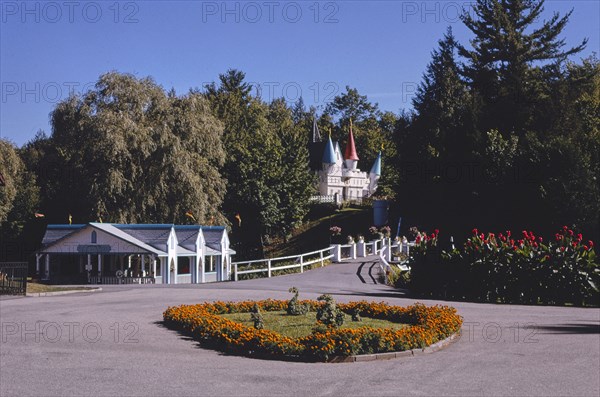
left=219, top=310, right=407, bottom=338
left=264, top=207, right=373, bottom=258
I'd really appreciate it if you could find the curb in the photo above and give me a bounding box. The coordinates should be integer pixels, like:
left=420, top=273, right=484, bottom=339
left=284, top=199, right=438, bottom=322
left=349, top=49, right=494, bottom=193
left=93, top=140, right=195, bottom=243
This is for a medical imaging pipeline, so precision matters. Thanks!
left=26, top=287, right=102, bottom=297
left=328, top=332, right=460, bottom=363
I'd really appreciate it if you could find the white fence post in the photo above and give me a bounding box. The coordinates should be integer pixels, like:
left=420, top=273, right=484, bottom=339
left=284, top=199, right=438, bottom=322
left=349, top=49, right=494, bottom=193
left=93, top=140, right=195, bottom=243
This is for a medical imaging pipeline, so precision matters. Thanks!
left=267, top=259, right=272, bottom=277
left=320, top=250, right=324, bottom=266
left=300, top=254, right=304, bottom=273
left=351, top=243, right=357, bottom=259
left=357, top=241, right=365, bottom=257
left=331, top=244, right=341, bottom=262
left=234, top=264, right=238, bottom=281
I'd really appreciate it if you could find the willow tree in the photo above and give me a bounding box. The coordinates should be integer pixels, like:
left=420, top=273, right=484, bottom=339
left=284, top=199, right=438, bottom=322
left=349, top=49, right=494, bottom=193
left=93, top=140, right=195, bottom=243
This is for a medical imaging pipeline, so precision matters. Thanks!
left=48, top=72, right=226, bottom=224
left=0, top=139, right=40, bottom=259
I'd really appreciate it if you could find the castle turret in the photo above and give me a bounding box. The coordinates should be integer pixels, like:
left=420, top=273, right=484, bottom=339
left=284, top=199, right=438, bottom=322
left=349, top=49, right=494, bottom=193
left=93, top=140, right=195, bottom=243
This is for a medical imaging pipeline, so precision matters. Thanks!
left=344, top=120, right=359, bottom=170
left=369, top=151, right=382, bottom=194
left=322, top=135, right=336, bottom=169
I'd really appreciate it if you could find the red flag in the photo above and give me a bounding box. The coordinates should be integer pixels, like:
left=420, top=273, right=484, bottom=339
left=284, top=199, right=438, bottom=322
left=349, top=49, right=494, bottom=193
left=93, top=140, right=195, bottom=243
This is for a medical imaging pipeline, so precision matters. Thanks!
left=34, top=213, right=45, bottom=218
left=235, top=213, right=242, bottom=227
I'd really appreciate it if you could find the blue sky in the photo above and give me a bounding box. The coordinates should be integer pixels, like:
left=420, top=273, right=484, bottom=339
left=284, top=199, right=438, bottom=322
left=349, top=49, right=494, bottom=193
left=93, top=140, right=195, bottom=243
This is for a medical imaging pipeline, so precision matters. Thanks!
left=1, top=0, right=598, bottom=146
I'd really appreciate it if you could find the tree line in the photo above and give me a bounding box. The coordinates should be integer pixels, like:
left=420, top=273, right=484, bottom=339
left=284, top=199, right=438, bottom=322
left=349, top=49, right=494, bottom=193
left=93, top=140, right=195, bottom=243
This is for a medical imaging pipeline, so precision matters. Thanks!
left=1, top=0, right=598, bottom=261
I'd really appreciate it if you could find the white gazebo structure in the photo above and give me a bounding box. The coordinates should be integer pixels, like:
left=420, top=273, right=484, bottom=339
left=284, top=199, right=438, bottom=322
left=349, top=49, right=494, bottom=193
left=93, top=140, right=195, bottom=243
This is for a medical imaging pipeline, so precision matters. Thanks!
left=36, top=223, right=235, bottom=284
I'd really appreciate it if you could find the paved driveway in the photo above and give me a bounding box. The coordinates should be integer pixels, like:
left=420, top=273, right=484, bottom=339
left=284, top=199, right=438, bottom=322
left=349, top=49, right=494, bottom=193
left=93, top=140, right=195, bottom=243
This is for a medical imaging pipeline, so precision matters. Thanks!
left=1, top=258, right=599, bottom=396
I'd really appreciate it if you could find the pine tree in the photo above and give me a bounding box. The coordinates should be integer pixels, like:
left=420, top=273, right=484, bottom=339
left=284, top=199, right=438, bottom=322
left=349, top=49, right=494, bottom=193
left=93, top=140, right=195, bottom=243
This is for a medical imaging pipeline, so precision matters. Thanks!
left=459, top=0, right=587, bottom=135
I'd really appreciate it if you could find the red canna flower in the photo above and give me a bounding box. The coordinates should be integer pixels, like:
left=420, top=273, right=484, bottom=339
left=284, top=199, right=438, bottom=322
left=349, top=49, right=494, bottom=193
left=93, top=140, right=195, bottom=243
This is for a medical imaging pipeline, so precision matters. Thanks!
left=560, top=247, right=566, bottom=252
left=568, top=230, right=574, bottom=236
left=563, top=225, right=568, bottom=231
left=513, top=246, right=518, bottom=251
left=434, top=229, right=439, bottom=235
left=506, top=231, right=511, bottom=237
left=533, top=242, right=538, bottom=248
left=538, top=237, right=543, bottom=243
left=544, top=255, right=551, bottom=260
left=577, top=234, right=583, bottom=241
left=480, top=233, right=485, bottom=240
left=472, top=228, right=478, bottom=235
left=589, top=241, right=594, bottom=248
left=583, top=245, right=589, bottom=251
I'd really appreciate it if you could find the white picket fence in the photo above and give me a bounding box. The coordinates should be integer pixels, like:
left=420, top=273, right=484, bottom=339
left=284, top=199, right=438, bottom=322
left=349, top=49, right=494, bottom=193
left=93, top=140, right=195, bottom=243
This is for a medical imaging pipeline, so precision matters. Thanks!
left=232, top=238, right=413, bottom=282
left=232, top=247, right=334, bottom=281
left=378, top=240, right=413, bottom=284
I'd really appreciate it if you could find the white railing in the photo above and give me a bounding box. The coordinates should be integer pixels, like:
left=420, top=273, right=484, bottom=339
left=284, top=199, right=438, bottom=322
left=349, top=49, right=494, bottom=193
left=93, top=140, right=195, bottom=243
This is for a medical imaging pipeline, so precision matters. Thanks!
left=377, top=240, right=413, bottom=284
left=309, top=195, right=336, bottom=204
left=232, top=247, right=334, bottom=281
left=232, top=239, right=414, bottom=282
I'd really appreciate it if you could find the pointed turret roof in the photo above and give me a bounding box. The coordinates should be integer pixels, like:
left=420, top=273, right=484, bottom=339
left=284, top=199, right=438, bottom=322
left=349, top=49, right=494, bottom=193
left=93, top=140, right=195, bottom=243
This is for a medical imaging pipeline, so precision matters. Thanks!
left=312, top=118, right=321, bottom=143
left=344, top=120, right=359, bottom=161
left=322, top=135, right=336, bottom=164
left=370, top=151, right=382, bottom=176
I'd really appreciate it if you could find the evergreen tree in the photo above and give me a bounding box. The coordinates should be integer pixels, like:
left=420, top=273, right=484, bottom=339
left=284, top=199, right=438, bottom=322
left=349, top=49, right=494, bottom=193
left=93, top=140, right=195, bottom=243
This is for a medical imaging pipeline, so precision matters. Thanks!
left=205, top=70, right=314, bottom=253
left=459, top=0, right=587, bottom=136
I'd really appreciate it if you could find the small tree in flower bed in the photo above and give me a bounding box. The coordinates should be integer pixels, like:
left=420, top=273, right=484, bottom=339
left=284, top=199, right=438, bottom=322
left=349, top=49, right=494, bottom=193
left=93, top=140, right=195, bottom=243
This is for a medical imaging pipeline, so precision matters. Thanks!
left=407, top=227, right=598, bottom=306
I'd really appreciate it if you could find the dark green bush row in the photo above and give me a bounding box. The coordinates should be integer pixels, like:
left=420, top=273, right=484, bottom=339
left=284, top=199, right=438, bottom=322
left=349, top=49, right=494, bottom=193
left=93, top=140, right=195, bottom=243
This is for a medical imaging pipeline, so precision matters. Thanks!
left=409, top=227, right=599, bottom=306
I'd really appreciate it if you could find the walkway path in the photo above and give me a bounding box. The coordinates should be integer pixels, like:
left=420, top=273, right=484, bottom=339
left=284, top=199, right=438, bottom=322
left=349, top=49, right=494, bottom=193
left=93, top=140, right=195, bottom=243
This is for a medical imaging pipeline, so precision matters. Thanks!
left=1, top=256, right=599, bottom=396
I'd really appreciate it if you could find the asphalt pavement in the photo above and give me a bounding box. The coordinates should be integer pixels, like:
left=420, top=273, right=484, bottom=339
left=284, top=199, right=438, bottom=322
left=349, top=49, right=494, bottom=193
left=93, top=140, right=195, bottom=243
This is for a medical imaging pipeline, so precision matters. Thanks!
left=1, top=258, right=599, bottom=396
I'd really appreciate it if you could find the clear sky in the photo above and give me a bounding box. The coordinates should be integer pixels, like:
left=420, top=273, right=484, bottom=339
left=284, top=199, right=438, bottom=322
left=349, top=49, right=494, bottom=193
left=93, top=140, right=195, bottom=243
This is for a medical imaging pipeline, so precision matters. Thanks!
left=1, top=0, right=598, bottom=146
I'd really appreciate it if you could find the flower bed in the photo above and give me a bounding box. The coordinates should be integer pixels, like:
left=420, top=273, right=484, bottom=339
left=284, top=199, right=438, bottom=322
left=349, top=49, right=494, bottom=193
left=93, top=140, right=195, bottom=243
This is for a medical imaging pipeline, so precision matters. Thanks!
left=163, top=300, right=462, bottom=362
left=408, top=227, right=599, bottom=306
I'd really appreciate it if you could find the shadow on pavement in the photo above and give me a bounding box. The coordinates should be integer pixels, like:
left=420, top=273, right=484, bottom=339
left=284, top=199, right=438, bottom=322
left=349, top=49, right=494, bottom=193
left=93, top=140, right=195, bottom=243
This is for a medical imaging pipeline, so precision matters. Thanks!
left=532, top=323, right=600, bottom=335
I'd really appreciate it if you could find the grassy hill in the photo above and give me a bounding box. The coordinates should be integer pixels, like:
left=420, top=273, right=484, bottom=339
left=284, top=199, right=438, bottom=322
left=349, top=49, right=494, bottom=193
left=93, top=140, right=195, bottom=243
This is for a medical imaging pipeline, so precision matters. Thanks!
left=263, top=206, right=375, bottom=258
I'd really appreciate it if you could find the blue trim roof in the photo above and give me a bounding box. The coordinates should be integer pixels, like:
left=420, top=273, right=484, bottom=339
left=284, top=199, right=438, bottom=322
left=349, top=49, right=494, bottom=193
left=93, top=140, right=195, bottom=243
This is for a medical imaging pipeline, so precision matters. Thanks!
left=370, top=151, right=382, bottom=176
left=40, top=223, right=231, bottom=256
left=322, top=136, right=336, bottom=164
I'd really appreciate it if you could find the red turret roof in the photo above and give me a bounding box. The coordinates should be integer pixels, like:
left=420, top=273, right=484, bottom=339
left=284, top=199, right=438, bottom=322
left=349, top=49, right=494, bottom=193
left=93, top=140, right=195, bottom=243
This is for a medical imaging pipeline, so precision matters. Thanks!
left=344, top=123, right=359, bottom=161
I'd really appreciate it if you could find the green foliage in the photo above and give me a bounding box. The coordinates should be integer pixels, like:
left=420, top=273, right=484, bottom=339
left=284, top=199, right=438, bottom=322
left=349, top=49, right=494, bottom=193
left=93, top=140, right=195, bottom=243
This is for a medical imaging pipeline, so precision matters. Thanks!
left=204, top=70, right=314, bottom=251
left=0, top=139, right=40, bottom=259
left=316, top=294, right=345, bottom=327
left=286, top=287, right=309, bottom=315
left=36, top=72, right=226, bottom=225
left=392, top=0, right=597, bottom=243
left=250, top=303, right=264, bottom=330
left=407, top=228, right=599, bottom=306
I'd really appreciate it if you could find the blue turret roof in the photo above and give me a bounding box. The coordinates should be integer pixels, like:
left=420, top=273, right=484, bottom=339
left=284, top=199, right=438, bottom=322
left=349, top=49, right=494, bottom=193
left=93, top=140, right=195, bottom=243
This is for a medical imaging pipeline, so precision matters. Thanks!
left=370, top=151, right=382, bottom=176
left=322, top=136, right=336, bottom=164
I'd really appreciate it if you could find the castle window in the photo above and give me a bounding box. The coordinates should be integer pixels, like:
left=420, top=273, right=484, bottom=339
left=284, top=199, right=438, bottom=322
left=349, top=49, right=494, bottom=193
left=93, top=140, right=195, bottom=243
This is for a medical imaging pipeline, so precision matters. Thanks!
left=91, top=231, right=97, bottom=244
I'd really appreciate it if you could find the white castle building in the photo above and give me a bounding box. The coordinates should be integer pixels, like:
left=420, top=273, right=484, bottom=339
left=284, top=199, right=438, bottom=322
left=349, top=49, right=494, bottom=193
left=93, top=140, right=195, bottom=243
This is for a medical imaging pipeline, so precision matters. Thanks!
left=309, top=120, right=381, bottom=204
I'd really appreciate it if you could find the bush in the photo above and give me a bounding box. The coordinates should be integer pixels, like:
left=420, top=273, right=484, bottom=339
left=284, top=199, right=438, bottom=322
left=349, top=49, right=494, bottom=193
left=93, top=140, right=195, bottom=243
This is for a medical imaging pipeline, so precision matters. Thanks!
left=407, top=227, right=599, bottom=306
left=287, top=287, right=309, bottom=315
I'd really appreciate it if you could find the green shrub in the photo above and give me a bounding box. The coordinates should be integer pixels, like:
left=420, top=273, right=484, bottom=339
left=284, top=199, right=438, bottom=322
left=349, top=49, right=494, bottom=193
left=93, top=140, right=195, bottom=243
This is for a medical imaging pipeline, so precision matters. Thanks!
left=287, top=287, right=309, bottom=315
left=407, top=227, right=599, bottom=306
